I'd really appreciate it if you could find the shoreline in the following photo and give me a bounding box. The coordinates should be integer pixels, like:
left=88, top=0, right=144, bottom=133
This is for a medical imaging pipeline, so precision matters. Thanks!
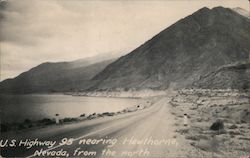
left=65, top=89, right=169, bottom=99
left=1, top=95, right=159, bottom=134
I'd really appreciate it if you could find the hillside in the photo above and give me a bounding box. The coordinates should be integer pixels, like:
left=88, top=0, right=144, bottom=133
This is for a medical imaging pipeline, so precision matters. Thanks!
left=232, top=7, right=250, bottom=19
left=192, top=61, right=250, bottom=90
left=0, top=59, right=115, bottom=93
left=90, top=7, right=250, bottom=90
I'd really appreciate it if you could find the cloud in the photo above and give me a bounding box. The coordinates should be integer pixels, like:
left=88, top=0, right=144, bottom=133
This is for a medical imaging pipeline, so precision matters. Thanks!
left=0, top=0, right=65, bottom=45
left=0, top=0, right=248, bottom=80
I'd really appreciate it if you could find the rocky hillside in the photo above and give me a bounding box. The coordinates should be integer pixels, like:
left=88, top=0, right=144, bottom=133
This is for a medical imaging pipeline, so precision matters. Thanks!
left=232, top=7, right=250, bottom=19
left=90, top=7, right=250, bottom=90
left=192, top=61, right=250, bottom=90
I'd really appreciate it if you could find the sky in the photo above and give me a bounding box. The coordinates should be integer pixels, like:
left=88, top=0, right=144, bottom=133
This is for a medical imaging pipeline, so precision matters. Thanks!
left=0, top=0, right=249, bottom=81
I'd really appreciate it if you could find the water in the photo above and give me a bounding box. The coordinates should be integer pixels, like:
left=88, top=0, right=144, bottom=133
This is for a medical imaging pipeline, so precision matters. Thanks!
left=0, top=94, right=141, bottom=123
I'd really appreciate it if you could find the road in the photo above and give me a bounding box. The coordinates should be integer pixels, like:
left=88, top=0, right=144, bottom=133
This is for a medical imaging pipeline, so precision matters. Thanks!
left=1, top=96, right=193, bottom=158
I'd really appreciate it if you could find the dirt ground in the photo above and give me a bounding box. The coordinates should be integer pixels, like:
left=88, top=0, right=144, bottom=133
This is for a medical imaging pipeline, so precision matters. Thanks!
left=169, top=89, right=250, bottom=158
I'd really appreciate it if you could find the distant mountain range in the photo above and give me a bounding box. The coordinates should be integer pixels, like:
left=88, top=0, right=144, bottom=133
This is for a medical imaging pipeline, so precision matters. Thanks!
left=0, top=54, right=117, bottom=93
left=0, top=7, right=250, bottom=93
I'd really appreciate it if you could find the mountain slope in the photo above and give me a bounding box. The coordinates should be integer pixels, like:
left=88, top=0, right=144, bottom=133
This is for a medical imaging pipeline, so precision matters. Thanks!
left=192, top=61, right=250, bottom=89
left=90, top=7, right=250, bottom=90
left=0, top=59, right=115, bottom=93
left=232, top=7, right=250, bottom=19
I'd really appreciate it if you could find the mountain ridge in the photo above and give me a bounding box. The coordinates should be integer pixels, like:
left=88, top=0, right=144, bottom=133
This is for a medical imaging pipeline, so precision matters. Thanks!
left=1, top=6, right=249, bottom=93
left=89, top=6, right=250, bottom=90
left=0, top=58, right=116, bottom=93
left=232, top=7, right=250, bottom=19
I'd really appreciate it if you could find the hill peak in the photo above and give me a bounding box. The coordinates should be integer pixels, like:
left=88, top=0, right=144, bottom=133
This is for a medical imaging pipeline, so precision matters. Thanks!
left=90, top=6, right=250, bottom=90
left=193, top=6, right=236, bottom=16
left=198, top=7, right=210, bottom=11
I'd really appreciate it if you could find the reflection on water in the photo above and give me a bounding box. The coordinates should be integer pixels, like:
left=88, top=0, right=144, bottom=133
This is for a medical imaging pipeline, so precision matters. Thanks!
left=0, top=94, right=141, bottom=123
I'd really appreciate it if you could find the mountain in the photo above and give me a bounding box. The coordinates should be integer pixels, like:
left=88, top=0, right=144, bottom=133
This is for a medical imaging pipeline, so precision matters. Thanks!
left=193, top=61, right=250, bottom=90
left=1, top=7, right=249, bottom=93
left=0, top=57, right=116, bottom=94
left=90, top=7, right=250, bottom=90
left=232, top=7, right=250, bottom=19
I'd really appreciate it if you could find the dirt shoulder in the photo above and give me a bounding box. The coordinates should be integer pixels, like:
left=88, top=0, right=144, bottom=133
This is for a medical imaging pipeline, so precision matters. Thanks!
left=169, top=89, right=250, bottom=158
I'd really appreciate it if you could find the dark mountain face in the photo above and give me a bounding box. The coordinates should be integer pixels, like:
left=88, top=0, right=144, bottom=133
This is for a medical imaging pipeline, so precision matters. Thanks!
left=0, top=59, right=115, bottom=94
left=91, top=7, right=250, bottom=90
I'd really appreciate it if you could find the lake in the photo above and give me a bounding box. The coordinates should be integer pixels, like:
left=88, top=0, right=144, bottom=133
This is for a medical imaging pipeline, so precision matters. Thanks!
left=0, top=94, right=141, bottom=123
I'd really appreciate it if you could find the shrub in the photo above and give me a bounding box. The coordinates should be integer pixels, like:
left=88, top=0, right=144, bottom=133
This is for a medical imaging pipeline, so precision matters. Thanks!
left=80, top=114, right=86, bottom=117
left=62, top=118, right=77, bottom=123
left=38, top=118, right=55, bottom=125
left=210, top=120, right=224, bottom=131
